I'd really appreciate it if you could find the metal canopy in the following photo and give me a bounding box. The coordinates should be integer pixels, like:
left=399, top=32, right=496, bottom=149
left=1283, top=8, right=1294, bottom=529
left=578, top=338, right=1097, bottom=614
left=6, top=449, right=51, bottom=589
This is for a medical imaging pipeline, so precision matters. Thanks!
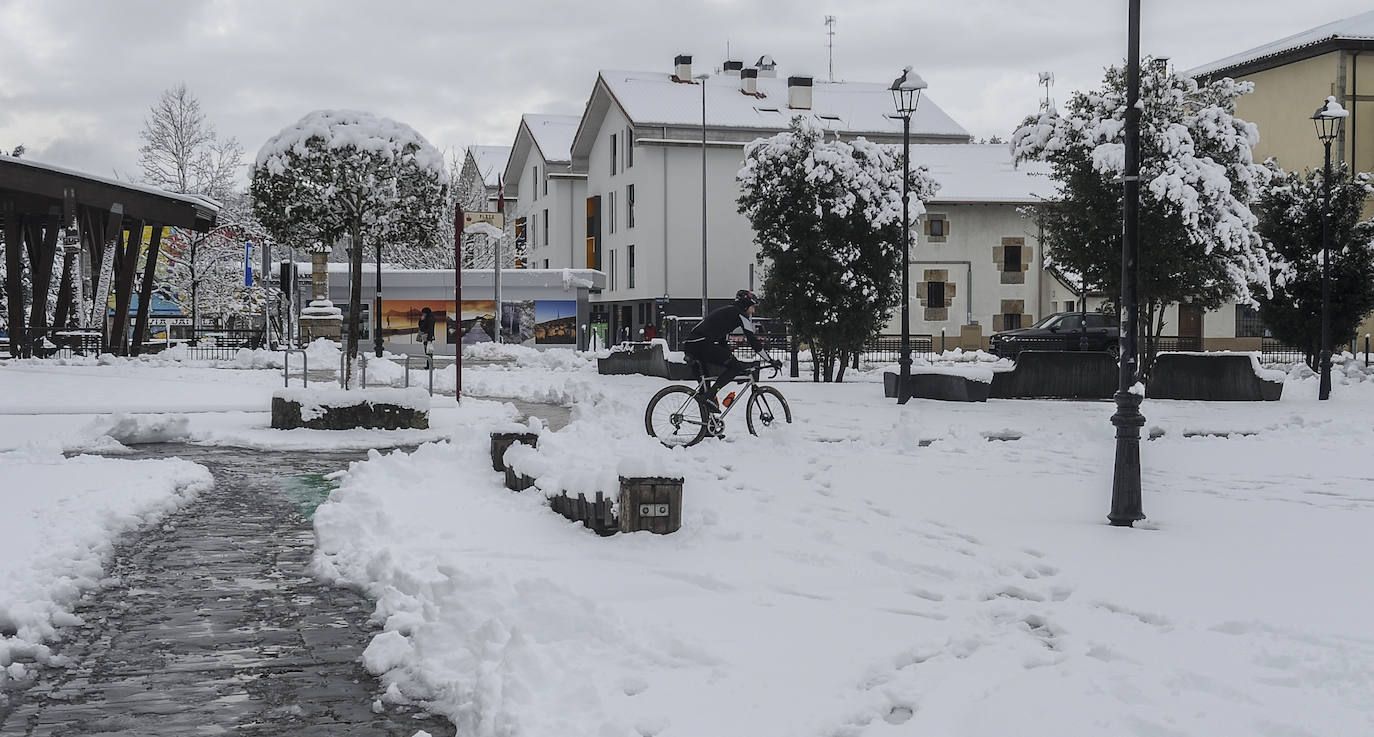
left=1, top=155, right=221, bottom=357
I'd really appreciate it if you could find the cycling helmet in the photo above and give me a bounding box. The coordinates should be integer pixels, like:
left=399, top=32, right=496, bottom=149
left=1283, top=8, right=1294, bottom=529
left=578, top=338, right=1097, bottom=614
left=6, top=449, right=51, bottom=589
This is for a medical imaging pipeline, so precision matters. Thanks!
left=734, top=289, right=760, bottom=308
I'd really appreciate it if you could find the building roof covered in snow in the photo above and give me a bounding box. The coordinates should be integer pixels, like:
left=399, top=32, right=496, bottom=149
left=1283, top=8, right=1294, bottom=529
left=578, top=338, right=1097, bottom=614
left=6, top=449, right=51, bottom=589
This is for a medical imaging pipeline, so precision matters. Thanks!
left=466, top=145, right=512, bottom=187
left=913, top=144, right=1054, bottom=205
left=1187, top=10, right=1374, bottom=78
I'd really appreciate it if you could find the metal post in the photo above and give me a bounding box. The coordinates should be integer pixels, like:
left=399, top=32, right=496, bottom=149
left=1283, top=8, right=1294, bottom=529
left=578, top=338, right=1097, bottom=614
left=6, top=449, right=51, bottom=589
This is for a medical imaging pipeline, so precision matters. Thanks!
left=374, top=243, right=384, bottom=358
left=700, top=74, right=709, bottom=318
left=1319, top=140, right=1333, bottom=400
left=360, top=351, right=367, bottom=388
left=303, top=352, right=308, bottom=388
left=404, top=354, right=410, bottom=388
left=455, top=205, right=464, bottom=400
left=1365, top=334, right=1370, bottom=368
left=428, top=360, right=434, bottom=396
left=284, top=350, right=290, bottom=387
left=339, top=349, right=346, bottom=388
left=940, top=327, right=946, bottom=354
left=897, top=112, right=913, bottom=404
left=1109, top=0, right=1146, bottom=527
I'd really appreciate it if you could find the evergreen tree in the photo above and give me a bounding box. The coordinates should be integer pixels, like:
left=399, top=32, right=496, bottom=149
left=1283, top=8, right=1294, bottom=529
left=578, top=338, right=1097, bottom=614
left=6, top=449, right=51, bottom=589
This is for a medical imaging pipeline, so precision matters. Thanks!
left=251, top=110, right=448, bottom=385
left=737, top=118, right=938, bottom=381
left=1255, top=163, right=1374, bottom=367
left=1011, top=60, right=1272, bottom=368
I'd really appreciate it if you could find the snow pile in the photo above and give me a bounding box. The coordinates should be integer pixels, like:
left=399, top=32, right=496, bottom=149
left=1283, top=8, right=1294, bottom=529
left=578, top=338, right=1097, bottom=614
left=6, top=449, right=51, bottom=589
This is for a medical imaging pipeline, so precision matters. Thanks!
left=911, top=363, right=995, bottom=383
left=0, top=449, right=212, bottom=687
left=83, top=413, right=193, bottom=447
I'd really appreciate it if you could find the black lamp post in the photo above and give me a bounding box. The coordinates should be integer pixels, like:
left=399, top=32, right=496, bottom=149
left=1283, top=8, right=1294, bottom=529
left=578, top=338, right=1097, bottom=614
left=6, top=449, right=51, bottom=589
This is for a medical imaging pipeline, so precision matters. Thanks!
left=1312, top=95, right=1347, bottom=401
left=1109, top=0, right=1145, bottom=527
left=890, top=66, right=926, bottom=405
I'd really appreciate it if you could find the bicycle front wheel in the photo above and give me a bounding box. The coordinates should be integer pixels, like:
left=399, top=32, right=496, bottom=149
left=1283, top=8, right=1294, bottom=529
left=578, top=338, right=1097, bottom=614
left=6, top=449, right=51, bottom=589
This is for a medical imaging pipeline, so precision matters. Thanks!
left=646, top=385, right=709, bottom=447
left=745, top=385, right=792, bottom=437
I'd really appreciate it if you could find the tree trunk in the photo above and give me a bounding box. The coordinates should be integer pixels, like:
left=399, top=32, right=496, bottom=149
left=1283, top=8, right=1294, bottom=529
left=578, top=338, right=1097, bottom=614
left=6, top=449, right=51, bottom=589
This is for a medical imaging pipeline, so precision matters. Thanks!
left=835, top=349, right=849, bottom=382
left=345, top=224, right=362, bottom=387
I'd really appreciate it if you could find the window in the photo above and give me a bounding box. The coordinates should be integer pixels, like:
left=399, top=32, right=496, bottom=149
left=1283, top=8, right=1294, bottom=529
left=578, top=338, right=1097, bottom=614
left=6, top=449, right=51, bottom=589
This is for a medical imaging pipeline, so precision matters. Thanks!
left=1004, top=244, right=1022, bottom=273
left=609, top=249, right=617, bottom=290
left=626, top=126, right=634, bottom=168
left=543, top=259, right=550, bottom=269
left=531, top=166, right=538, bottom=201
left=1064, top=299, right=1076, bottom=313
left=608, top=191, right=617, bottom=234
left=530, top=213, right=538, bottom=249
left=542, top=208, right=549, bottom=246
left=627, top=184, right=635, bottom=228
left=1005, top=313, right=1023, bottom=330
left=543, top=169, right=549, bottom=197
left=610, top=133, right=618, bottom=175
left=927, top=280, right=946, bottom=307
left=627, top=244, right=635, bottom=289
left=925, top=215, right=948, bottom=241
left=1235, top=305, right=1265, bottom=338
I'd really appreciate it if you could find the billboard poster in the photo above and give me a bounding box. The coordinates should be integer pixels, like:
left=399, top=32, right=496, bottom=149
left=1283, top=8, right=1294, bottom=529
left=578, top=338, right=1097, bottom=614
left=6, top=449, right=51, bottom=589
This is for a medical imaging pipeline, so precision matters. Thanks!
left=459, top=300, right=497, bottom=344
left=534, top=300, right=576, bottom=345
left=381, top=300, right=450, bottom=345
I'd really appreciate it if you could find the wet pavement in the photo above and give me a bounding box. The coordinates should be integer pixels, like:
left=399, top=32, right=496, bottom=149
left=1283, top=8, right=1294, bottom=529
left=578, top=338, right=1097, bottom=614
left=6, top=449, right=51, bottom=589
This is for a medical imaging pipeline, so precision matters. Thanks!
left=0, top=444, right=455, bottom=737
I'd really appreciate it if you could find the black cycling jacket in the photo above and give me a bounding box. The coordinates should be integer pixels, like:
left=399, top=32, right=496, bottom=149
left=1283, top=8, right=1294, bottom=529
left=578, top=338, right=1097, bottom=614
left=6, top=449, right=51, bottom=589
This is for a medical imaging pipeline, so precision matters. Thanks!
left=686, top=304, right=763, bottom=351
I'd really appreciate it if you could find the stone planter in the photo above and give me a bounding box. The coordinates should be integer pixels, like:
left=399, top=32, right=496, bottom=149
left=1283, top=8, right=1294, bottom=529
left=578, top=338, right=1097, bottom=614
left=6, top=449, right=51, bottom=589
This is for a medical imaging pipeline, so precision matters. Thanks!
left=1146, top=353, right=1283, bottom=401
left=989, top=351, right=1117, bottom=399
left=271, top=387, right=430, bottom=430
left=883, top=370, right=991, bottom=402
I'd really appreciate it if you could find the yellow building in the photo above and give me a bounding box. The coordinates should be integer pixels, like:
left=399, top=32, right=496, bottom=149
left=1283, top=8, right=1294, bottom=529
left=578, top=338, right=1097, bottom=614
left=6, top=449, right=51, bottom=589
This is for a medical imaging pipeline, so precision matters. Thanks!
left=1190, top=10, right=1374, bottom=340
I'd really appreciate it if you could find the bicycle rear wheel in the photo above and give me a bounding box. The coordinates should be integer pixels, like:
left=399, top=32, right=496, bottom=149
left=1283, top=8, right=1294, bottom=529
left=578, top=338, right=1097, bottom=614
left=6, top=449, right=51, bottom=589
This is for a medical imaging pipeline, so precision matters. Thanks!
left=646, top=385, right=710, bottom=447
left=745, top=385, right=792, bottom=436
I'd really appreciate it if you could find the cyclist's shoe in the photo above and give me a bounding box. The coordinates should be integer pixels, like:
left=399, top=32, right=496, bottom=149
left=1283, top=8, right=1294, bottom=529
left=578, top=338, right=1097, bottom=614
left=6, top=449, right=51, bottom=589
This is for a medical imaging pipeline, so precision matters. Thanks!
left=700, top=395, right=721, bottom=414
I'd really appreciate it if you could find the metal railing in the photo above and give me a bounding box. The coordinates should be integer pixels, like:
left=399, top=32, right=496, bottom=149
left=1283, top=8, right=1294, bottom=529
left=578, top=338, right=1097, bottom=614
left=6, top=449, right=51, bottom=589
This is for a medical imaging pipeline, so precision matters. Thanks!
left=185, top=329, right=266, bottom=360
left=282, top=349, right=309, bottom=387
left=860, top=335, right=936, bottom=363
left=2, top=327, right=102, bottom=359
left=1259, top=339, right=1308, bottom=365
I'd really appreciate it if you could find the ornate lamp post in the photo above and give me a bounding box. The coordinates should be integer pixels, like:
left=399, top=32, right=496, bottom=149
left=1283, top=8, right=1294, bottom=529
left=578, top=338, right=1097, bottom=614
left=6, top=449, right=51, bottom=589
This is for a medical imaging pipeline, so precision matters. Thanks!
left=1312, top=95, right=1347, bottom=401
left=890, top=66, right=926, bottom=405
left=1109, top=0, right=1145, bottom=527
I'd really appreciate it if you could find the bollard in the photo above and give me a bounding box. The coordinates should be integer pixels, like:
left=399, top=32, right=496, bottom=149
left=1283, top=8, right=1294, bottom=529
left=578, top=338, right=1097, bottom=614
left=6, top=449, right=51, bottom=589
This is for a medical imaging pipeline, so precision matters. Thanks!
left=489, top=431, right=538, bottom=473
left=618, top=476, right=683, bottom=534
left=339, top=350, right=346, bottom=388
left=404, top=354, right=410, bottom=388
left=360, top=352, right=367, bottom=388
left=428, top=359, right=434, bottom=396
left=1367, top=334, right=1371, bottom=368
left=941, top=328, right=946, bottom=354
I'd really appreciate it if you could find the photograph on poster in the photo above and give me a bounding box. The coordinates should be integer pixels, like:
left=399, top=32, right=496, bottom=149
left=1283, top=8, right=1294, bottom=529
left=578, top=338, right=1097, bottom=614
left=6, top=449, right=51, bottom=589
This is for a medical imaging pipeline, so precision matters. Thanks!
left=459, top=300, right=496, bottom=344
left=534, top=300, right=576, bottom=345
left=381, top=300, right=451, bottom=345
left=501, top=301, right=536, bottom=345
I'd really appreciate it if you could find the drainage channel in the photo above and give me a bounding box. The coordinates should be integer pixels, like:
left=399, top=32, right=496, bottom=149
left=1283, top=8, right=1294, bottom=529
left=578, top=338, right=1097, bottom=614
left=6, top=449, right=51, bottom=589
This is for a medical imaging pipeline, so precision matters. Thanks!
left=0, top=443, right=455, bottom=737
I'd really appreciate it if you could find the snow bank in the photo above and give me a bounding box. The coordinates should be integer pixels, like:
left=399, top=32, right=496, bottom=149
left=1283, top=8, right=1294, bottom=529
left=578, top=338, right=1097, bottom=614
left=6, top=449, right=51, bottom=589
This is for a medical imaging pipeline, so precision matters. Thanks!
left=273, top=387, right=431, bottom=421
left=0, top=450, right=212, bottom=687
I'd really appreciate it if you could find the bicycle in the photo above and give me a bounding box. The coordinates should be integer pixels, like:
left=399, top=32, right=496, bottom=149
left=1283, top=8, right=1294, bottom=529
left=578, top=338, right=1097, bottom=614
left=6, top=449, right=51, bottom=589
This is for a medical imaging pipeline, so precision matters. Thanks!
left=644, top=356, right=793, bottom=447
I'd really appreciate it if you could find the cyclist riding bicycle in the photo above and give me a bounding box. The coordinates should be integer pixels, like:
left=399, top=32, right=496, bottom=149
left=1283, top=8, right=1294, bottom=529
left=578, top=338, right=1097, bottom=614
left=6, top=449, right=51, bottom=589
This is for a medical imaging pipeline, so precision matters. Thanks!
left=682, top=289, right=779, bottom=413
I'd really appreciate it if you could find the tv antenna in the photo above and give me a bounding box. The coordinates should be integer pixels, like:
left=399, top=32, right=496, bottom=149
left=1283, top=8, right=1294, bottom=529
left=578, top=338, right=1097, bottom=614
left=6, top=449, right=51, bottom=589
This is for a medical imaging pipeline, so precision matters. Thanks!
left=1038, top=71, right=1055, bottom=112
left=825, top=15, right=836, bottom=82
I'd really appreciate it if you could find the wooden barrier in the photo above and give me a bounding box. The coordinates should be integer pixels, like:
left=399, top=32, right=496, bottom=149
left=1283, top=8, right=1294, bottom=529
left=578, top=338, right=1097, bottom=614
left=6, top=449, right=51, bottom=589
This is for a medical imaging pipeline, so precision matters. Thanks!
left=490, top=432, right=539, bottom=473
left=618, top=476, right=683, bottom=534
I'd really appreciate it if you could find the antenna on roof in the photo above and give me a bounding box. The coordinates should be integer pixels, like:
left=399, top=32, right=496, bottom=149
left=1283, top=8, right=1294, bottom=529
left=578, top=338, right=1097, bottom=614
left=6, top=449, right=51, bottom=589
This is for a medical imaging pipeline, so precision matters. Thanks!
left=825, top=15, right=837, bottom=82
left=1038, top=71, right=1055, bottom=112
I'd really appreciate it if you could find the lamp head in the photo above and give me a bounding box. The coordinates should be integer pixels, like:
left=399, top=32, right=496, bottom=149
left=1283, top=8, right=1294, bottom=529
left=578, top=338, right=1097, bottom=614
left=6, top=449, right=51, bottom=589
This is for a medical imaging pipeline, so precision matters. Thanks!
left=890, top=65, right=927, bottom=117
left=1312, top=95, right=1348, bottom=144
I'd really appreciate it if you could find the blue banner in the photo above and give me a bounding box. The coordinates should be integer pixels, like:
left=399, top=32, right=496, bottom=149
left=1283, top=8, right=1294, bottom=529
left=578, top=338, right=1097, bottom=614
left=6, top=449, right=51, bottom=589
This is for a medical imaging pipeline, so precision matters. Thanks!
left=244, top=240, right=253, bottom=286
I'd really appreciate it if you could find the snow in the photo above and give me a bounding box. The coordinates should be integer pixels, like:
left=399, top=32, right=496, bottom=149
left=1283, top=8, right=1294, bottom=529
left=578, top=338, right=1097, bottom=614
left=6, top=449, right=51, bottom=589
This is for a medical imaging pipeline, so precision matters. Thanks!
left=468, top=145, right=512, bottom=187
left=521, top=115, right=580, bottom=165
left=4, top=350, right=1374, bottom=736
left=273, top=387, right=432, bottom=419
left=1185, top=10, right=1374, bottom=78
left=255, top=109, right=446, bottom=179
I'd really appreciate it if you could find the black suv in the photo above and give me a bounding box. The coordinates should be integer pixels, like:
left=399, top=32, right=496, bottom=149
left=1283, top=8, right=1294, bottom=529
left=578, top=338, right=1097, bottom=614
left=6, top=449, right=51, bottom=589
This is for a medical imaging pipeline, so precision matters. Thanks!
left=988, top=312, right=1120, bottom=359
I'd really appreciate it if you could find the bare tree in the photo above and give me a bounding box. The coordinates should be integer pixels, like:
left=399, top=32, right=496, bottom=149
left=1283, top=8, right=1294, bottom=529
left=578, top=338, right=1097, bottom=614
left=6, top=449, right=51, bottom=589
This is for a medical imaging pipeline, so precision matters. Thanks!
left=138, top=83, right=244, bottom=200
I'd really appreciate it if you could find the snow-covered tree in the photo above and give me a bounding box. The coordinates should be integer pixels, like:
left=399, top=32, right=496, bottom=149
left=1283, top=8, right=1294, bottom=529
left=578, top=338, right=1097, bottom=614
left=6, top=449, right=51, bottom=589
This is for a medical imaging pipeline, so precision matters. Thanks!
left=1255, top=162, right=1374, bottom=367
left=1011, top=60, right=1273, bottom=365
left=738, top=117, right=939, bottom=382
left=250, top=110, right=448, bottom=383
left=139, top=84, right=244, bottom=202
left=160, top=192, right=272, bottom=329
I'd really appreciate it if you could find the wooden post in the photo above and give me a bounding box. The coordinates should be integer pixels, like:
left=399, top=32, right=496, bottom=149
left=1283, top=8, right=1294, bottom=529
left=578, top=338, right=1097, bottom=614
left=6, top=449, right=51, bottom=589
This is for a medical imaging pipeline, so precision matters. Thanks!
left=489, top=431, right=538, bottom=473
left=618, top=476, right=683, bottom=534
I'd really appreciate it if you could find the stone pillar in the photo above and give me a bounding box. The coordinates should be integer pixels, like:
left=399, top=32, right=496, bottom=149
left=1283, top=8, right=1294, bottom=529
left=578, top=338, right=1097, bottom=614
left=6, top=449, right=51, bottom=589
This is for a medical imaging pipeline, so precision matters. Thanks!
left=300, top=246, right=342, bottom=343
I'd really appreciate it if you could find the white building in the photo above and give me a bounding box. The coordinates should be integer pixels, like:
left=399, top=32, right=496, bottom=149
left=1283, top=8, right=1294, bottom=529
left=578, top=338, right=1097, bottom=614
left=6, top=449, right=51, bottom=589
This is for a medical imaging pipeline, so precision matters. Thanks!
left=504, top=115, right=585, bottom=271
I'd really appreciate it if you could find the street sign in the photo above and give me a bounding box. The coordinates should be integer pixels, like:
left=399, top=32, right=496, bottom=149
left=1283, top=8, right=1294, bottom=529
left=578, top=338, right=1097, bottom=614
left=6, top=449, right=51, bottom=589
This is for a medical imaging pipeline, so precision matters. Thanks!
left=463, top=211, right=504, bottom=230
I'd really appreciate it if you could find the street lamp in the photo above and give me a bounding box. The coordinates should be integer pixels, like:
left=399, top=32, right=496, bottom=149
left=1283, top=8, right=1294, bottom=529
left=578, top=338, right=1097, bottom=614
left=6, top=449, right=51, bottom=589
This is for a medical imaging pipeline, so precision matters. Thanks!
left=890, top=65, right=926, bottom=405
left=696, top=72, right=710, bottom=317
left=1312, top=95, right=1347, bottom=401
left=1109, top=0, right=1145, bottom=527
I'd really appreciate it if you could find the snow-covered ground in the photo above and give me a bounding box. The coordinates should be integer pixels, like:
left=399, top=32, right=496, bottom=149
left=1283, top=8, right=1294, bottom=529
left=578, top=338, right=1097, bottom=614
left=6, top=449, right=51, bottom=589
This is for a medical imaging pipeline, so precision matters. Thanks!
left=3, top=346, right=1373, bottom=736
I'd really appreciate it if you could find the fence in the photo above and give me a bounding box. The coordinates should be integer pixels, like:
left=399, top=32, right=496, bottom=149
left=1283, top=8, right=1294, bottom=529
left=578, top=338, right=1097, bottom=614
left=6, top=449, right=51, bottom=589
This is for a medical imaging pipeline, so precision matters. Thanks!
left=184, top=329, right=266, bottom=360
left=1259, top=339, right=1307, bottom=365
left=2, top=327, right=103, bottom=359
left=860, top=335, right=936, bottom=363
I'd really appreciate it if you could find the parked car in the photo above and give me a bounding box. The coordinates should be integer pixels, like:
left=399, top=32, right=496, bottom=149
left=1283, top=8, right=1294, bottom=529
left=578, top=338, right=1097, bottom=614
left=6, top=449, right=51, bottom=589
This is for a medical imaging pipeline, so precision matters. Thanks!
left=988, top=312, right=1119, bottom=359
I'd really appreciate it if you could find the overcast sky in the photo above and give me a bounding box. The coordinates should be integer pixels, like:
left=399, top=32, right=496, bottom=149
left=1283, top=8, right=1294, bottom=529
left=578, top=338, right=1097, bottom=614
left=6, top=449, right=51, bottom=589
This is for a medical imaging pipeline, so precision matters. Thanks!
left=1, top=0, right=1369, bottom=190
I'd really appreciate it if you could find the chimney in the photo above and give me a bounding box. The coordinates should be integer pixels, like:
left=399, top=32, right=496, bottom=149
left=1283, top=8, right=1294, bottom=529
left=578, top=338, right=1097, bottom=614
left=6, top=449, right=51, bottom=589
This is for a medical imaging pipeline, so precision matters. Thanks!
left=787, top=76, right=813, bottom=110
left=674, top=54, right=692, bottom=82
left=756, top=54, right=777, bottom=78
left=723, top=60, right=744, bottom=76
left=741, top=67, right=759, bottom=96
